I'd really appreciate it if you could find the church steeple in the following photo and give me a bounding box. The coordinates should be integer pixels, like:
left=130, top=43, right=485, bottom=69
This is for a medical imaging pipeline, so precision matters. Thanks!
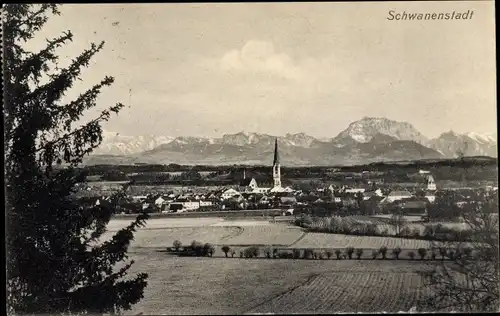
left=273, top=138, right=280, bottom=165
left=272, top=138, right=281, bottom=188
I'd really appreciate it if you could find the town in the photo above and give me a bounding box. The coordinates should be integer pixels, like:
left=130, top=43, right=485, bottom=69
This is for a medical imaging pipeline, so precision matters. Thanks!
left=75, top=140, right=498, bottom=222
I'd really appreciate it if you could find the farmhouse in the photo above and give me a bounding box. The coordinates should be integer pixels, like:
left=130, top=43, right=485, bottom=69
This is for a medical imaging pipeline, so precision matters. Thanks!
left=382, top=190, right=413, bottom=203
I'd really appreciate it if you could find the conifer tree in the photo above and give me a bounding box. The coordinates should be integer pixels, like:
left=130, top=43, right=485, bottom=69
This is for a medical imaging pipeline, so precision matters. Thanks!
left=4, top=4, right=149, bottom=314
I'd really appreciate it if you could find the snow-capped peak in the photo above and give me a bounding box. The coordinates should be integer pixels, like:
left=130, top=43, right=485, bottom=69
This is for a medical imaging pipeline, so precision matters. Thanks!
left=466, top=132, right=497, bottom=144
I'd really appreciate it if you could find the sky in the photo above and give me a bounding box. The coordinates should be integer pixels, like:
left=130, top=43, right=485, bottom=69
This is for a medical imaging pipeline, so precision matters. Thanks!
left=25, top=2, right=496, bottom=139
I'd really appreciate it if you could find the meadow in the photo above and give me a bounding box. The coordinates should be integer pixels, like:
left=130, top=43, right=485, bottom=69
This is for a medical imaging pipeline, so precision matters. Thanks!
left=123, top=253, right=434, bottom=315
left=102, top=216, right=470, bottom=314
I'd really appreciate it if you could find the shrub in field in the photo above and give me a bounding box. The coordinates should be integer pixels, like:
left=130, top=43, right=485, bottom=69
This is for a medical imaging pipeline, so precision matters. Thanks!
left=243, top=247, right=254, bottom=258
left=430, top=251, right=437, bottom=260
left=191, top=240, right=204, bottom=256
left=355, top=248, right=363, bottom=260
left=372, top=249, right=378, bottom=259
left=335, top=249, right=342, bottom=260
left=230, top=250, right=236, bottom=258
left=277, top=251, right=289, bottom=259
left=318, top=252, right=324, bottom=260
left=325, top=250, right=333, bottom=260
left=273, top=248, right=278, bottom=259
left=264, top=247, right=272, bottom=259
left=379, top=246, right=388, bottom=259
left=221, top=245, right=231, bottom=257
left=313, top=251, right=319, bottom=260
left=204, top=243, right=215, bottom=257
left=293, top=249, right=301, bottom=259
left=380, top=229, right=389, bottom=237
left=408, top=251, right=416, bottom=260
left=447, top=250, right=455, bottom=261
left=239, top=251, right=243, bottom=258
left=417, top=248, right=427, bottom=260
left=392, top=247, right=402, bottom=260
left=173, top=240, right=182, bottom=251
left=304, top=248, right=314, bottom=259
left=346, top=247, right=355, bottom=259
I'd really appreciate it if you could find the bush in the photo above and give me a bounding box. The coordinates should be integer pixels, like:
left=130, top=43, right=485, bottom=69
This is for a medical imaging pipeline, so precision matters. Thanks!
left=264, top=247, right=272, bottom=259
left=191, top=240, right=204, bottom=256
left=355, top=248, right=363, bottom=259
left=313, top=251, right=319, bottom=260
left=447, top=250, right=455, bottom=260
left=204, top=243, right=215, bottom=257
left=304, top=248, right=314, bottom=259
left=293, top=249, right=301, bottom=259
left=173, top=240, right=182, bottom=251
left=318, top=252, right=324, bottom=260
left=244, top=246, right=260, bottom=258
left=408, top=251, right=416, bottom=260
left=392, top=247, right=402, bottom=260
left=325, top=250, right=333, bottom=259
left=379, top=246, right=388, bottom=259
left=221, top=245, right=231, bottom=257
left=230, top=249, right=236, bottom=257
left=346, top=247, right=355, bottom=259
left=417, top=248, right=427, bottom=260
left=335, top=249, right=342, bottom=259
left=273, top=248, right=278, bottom=259
left=371, top=249, right=378, bottom=259
left=430, top=251, right=437, bottom=260
left=239, top=251, right=243, bottom=258
left=380, top=229, right=389, bottom=237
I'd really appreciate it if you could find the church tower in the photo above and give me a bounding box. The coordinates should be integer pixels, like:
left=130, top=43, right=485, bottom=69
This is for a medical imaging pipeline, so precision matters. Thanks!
left=273, top=138, right=281, bottom=188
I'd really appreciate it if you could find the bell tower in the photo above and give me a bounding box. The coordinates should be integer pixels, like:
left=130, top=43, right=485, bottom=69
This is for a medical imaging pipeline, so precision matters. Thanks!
left=273, top=138, right=281, bottom=188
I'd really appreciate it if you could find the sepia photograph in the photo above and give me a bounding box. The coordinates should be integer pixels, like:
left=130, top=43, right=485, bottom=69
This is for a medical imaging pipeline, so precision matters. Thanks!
left=3, top=1, right=498, bottom=315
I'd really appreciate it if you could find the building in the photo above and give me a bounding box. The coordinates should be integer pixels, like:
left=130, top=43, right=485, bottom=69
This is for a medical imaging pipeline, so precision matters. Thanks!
left=382, top=190, right=413, bottom=203
left=239, top=177, right=258, bottom=193
left=426, top=175, right=437, bottom=191
left=272, top=138, right=281, bottom=189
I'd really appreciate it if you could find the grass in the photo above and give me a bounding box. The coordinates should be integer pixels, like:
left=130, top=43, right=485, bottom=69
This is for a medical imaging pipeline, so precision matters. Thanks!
left=123, top=251, right=434, bottom=315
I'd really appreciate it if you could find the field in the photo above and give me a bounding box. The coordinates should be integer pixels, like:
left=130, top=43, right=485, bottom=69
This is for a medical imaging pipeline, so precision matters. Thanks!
left=123, top=253, right=434, bottom=314
left=103, top=217, right=469, bottom=251
left=100, top=217, right=471, bottom=314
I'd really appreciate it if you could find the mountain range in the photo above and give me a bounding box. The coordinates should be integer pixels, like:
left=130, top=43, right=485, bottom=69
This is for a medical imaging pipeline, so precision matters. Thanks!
left=85, top=117, right=497, bottom=166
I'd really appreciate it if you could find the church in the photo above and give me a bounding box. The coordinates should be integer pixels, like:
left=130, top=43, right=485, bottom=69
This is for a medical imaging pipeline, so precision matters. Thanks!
left=238, top=139, right=293, bottom=194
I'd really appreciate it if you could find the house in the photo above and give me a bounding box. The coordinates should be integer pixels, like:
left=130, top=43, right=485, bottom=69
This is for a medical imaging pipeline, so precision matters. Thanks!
left=401, top=200, right=428, bottom=215
left=221, top=188, right=241, bottom=200
left=313, top=198, right=325, bottom=204
left=345, top=188, right=366, bottom=194
left=239, top=178, right=259, bottom=193
left=382, top=190, right=413, bottom=203
left=419, top=170, right=431, bottom=175
left=154, top=196, right=166, bottom=206
left=331, top=194, right=342, bottom=203
left=425, top=192, right=436, bottom=203
left=252, top=187, right=270, bottom=194
left=362, top=192, right=375, bottom=201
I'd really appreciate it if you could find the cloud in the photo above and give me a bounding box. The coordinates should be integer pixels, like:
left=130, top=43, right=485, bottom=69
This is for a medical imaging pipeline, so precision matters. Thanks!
left=215, top=40, right=303, bottom=81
